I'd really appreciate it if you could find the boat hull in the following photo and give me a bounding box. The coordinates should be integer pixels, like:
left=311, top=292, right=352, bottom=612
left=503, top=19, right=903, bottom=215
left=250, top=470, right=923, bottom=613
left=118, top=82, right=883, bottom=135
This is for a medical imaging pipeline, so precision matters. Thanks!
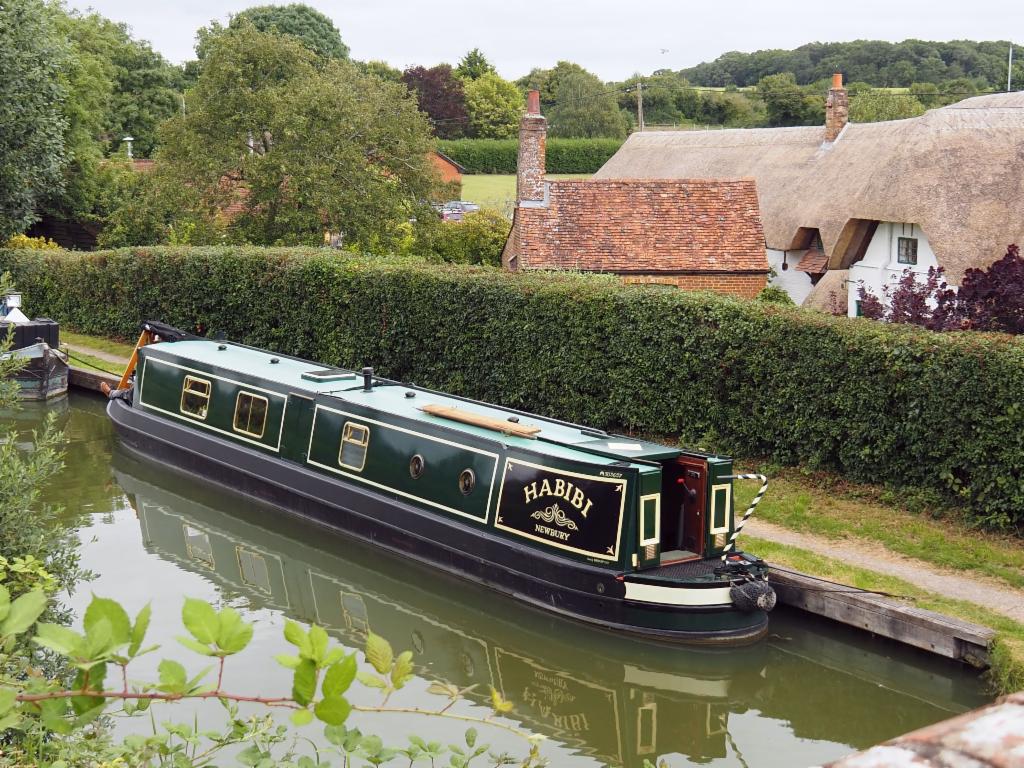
left=108, top=398, right=768, bottom=645
left=7, top=343, right=68, bottom=400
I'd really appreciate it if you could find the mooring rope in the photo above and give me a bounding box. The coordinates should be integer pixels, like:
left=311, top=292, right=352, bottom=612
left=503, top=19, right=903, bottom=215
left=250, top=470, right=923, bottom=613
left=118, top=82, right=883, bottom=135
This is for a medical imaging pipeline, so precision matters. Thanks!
left=64, top=349, right=120, bottom=376
left=720, top=473, right=768, bottom=562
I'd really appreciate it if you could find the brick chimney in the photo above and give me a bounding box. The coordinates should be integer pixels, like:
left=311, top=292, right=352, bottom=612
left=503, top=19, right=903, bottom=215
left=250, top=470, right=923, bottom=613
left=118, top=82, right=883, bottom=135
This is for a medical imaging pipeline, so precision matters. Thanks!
left=825, top=73, right=848, bottom=142
left=516, top=89, right=547, bottom=203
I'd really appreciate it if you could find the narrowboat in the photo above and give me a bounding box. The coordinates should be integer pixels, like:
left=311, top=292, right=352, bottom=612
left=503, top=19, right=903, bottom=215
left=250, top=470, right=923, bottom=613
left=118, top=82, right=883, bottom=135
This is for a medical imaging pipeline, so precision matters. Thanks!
left=1, top=292, right=67, bottom=400
left=106, top=321, right=776, bottom=644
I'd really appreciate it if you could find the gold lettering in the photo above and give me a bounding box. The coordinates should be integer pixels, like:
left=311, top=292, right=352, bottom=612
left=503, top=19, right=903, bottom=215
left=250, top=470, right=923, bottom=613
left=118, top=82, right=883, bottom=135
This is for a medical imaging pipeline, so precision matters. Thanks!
left=570, top=488, right=585, bottom=509
left=523, top=482, right=538, bottom=503
left=580, top=498, right=593, bottom=518
left=540, top=479, right=553, bottom=497
left=563, top=480, right=574, bottom=501
left=553, top=478, right=566, bottom=498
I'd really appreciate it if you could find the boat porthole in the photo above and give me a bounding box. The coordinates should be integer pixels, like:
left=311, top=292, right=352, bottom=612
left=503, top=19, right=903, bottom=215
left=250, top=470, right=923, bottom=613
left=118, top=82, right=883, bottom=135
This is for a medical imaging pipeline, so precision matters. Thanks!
left=411, top=630, right=425, bottom=655
left=458, top=468, right=476, bottom=495
left=596, top=582, right=605, bottom=594
left=409, top=454, right=425, bottom=479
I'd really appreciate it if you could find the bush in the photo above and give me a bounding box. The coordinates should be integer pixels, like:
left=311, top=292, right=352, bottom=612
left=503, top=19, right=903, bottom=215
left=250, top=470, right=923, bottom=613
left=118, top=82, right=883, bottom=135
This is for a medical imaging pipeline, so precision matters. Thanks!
left=412, top=208, right=510, bottom=266
left=438, top=138, right=624, bottom=174
left=3, top=234, right=59, bottom=249
left=3, top=246, right=1024, bottom=530
left=756, top=285, right=795, bottom=305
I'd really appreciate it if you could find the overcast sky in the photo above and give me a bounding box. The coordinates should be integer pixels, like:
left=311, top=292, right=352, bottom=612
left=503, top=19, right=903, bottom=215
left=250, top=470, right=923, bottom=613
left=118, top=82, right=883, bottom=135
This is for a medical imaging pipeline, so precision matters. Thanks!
left=66, top=0, right=1021, bottom=81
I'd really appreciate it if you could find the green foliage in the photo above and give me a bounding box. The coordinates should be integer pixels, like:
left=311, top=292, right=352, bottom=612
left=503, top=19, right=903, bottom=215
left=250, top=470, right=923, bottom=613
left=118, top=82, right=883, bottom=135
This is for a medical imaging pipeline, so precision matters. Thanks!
left=463, top=72, right=523, bottom=139
left=437, top=138, right=624, bottom=174
left=5, top=247, right=1024, bottom=530
left=0, top=0, right=69, bottom=241
left=411, top=209, right=510, bottom=266
left=681, top=39, right=1021, bottom=90
left=850, top=91, right=926, bottom=122
left=202, top=3, right=349, bottom=61
left=455, top=48, right=496, bottom=81
left=758, top=73, right=823, bottom=127
left=756, top=285, right=795, bottom=305
left=520, top=62, right=628, bottom=138
left=157, top=25, right=438, bottom=248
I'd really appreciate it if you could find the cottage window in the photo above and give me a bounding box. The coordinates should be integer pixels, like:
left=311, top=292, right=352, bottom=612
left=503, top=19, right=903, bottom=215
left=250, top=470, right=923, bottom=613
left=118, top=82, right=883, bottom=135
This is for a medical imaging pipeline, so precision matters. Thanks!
left=233, top=392, right=269, bottom=438
left=897, top=237, right=918, bottom=265
left=180, top=376, right=211, bottom=420
left=339, top=422, right=370, bottom=471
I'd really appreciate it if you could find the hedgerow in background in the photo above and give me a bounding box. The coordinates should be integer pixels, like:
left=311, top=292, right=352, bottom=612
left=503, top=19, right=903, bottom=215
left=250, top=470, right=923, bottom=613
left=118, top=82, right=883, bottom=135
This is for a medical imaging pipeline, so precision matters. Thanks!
left=4, top=247, right=1024, bottom=530
left=437, top=138, right=624, bottom=174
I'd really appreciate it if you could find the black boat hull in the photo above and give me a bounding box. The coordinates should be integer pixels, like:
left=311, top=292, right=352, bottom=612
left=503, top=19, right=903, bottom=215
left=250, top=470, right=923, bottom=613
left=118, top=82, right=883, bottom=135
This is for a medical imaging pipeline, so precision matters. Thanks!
left=108, top=398, right=768, bottom=645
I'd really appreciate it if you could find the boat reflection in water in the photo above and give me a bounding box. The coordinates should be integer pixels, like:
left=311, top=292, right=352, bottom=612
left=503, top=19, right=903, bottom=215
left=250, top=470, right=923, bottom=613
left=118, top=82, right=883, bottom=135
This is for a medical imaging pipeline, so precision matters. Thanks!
left=115, top=453, right=986, bottom=768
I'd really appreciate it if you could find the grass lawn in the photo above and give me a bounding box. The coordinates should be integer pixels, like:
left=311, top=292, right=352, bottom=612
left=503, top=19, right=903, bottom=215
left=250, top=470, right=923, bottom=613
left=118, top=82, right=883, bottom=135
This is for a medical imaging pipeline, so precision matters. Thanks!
left=62, top=331, right=135, bottom=359
left=63, top=349, right=123, bottom=376
left=461, top=174, right=590, bottom=213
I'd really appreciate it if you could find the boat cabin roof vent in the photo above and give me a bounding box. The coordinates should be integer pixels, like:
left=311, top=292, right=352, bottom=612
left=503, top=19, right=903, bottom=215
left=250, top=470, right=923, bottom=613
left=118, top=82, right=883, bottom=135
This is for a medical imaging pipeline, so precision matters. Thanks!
left=301, top=368, right=357, bottom=383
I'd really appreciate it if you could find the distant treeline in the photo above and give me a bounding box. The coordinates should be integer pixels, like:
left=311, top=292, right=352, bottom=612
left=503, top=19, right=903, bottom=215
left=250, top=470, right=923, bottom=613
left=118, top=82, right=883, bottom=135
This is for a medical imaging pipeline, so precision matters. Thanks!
left=680, top=40, right=1022, bottom=89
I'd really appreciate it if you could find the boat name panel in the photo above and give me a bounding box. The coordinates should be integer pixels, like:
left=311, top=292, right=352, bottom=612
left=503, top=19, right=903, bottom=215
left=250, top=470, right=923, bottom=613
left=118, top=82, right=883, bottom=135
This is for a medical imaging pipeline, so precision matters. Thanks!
left=495, top=459, right=626, bottom=561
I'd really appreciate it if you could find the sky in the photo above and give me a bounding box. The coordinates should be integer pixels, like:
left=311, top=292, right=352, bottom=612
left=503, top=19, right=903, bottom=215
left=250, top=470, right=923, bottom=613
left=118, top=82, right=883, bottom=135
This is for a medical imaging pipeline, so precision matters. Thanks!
left=66, top=0, right=1022, bottom=81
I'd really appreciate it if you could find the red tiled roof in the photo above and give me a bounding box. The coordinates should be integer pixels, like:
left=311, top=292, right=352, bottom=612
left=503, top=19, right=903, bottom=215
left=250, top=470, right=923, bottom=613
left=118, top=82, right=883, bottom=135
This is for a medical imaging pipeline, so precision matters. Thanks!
left=508, top=178, right=767, bottom=273
left=796, top=248, right=829, bottom=274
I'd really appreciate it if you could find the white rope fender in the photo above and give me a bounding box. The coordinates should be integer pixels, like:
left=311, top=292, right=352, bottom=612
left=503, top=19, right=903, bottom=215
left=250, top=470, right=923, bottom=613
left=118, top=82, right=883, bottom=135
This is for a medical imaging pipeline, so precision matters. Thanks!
left=720, top=473, right=768, bottom=562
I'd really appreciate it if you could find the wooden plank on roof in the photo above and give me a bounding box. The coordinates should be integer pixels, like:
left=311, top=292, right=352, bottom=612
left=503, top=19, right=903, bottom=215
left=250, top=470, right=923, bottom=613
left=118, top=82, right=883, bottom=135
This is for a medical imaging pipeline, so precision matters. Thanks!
left=419, top=404, right=540, bottom=438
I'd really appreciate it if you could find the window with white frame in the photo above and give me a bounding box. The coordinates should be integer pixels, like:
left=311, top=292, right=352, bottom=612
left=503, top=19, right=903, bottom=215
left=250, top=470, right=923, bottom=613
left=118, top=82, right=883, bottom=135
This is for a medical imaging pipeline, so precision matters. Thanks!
left=897, top=237, right=918, bottom=265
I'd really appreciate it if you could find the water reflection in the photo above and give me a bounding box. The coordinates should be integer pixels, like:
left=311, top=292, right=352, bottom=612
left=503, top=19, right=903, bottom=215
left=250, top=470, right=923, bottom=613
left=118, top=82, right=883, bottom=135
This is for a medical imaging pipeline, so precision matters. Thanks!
left=112, top=448, right=987, bottom=768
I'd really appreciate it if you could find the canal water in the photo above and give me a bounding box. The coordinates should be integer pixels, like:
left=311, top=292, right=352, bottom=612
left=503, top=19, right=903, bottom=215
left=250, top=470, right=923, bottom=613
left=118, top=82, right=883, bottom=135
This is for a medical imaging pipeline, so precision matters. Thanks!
left=27, top=393, right=991, bottom=767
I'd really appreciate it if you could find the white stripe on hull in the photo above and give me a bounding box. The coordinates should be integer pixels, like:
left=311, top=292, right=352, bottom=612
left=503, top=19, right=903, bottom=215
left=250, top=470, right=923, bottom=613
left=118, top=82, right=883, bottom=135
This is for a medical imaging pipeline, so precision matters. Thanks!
left=624, top=581, right=732, bottom=607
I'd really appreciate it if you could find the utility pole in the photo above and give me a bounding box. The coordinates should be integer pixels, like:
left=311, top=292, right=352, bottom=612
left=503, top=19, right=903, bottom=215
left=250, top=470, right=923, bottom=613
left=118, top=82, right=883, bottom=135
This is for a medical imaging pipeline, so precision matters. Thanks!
left=636, top=80, right=645, bottom=132
left=1009, top=45, right=1015, bottom=92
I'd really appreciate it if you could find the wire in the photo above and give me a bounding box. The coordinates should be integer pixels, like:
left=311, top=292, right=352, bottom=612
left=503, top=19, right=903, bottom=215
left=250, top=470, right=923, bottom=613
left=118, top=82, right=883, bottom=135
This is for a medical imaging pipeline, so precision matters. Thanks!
left=64, top=350, right=121, bottom=376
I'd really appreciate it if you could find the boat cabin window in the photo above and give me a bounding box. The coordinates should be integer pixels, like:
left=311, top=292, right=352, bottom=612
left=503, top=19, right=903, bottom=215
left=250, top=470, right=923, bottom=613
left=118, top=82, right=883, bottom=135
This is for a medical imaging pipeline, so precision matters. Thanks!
left=339, top=422, right=370, bottom=471
left=180, top=376, right=212, bottom=420
left=233, top=391, right=269, bottom=438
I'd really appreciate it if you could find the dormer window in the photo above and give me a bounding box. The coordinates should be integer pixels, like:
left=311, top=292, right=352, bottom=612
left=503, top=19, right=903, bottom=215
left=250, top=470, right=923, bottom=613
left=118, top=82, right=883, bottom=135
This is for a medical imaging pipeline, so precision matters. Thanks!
left=897, top=237, right=918, bottom=265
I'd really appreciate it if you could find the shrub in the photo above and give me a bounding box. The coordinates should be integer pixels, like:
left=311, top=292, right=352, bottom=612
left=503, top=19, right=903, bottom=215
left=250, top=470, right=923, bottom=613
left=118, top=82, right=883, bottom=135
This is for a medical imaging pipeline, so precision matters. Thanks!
left=3, top=246, right=1024, bottom=530
left=3, top=234, right=59, bottom=249
left=756, top=285, right=794, bottom=305
left=437, top=138, right=624, bottom=174
left=412, top=208, right=510, bottom=266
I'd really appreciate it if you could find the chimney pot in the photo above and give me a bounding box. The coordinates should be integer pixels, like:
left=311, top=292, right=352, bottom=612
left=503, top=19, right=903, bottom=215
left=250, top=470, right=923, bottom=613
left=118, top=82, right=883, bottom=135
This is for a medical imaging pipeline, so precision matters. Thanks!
left=831, top=72, right=843, bottom=89
left=527, top=89, right=541, bottom=115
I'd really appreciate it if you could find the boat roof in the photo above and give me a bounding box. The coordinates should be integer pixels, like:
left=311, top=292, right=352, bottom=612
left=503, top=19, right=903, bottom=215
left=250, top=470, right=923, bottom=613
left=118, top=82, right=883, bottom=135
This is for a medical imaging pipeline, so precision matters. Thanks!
left=142, top=339, right=683, bottom=465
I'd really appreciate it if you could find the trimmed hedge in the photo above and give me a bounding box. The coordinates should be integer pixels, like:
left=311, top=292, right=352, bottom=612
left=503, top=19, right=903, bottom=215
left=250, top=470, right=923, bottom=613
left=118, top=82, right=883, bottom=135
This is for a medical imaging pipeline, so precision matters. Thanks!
left=4, top=246, right=1024, bottom=530
left=437, top=138, right=624, bottom=174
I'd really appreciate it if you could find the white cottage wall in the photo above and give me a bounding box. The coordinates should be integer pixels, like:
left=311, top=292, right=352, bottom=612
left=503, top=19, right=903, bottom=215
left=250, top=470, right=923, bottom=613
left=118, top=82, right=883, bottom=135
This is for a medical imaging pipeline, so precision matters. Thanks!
left=767, top=249, right=814, bottom=304
left=846, top=223, right=939, bottom=317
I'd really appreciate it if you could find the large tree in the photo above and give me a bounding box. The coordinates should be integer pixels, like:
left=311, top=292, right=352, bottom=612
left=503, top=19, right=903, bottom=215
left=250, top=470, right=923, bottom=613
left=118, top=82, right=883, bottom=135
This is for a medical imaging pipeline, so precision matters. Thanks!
left=212, top=3, right=347, bottom=60
left=849, top=91, right=926, bottom=123
left=521, top=62, right=627, bottom=138
left=401, top=64, right=468, bottom=139
left=757, top=73, right=822, bottom=127
left=463, top=72, right=522, bottom=138
left=0, top=0, right=68, bottom=240
left=455, top=48, right=495, bottom=81
left=158, top=25, right=439, bottom=247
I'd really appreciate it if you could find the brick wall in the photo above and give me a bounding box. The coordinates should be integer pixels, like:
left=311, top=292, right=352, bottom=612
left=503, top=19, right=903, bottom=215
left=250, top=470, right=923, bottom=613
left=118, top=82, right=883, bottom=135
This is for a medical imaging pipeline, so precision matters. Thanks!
left=622, top=273, right=767, bottom=298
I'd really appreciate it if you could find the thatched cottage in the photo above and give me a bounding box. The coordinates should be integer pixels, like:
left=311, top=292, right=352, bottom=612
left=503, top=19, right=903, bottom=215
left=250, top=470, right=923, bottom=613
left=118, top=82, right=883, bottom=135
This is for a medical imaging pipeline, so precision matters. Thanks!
left=595, top=76, right=1024, bottom=314
left=502, top=91, right=770, bottom=298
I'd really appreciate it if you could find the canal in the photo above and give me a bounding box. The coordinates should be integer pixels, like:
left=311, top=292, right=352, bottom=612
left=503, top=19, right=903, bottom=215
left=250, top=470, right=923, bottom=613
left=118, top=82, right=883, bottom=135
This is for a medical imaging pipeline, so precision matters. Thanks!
left=29, top=393, right=992, bottom=767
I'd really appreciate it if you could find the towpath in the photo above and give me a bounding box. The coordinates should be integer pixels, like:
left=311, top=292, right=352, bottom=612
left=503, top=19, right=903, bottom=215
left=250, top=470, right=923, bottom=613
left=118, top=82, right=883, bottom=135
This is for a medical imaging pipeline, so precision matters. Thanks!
left=745, top=518, right=1024, bottom=623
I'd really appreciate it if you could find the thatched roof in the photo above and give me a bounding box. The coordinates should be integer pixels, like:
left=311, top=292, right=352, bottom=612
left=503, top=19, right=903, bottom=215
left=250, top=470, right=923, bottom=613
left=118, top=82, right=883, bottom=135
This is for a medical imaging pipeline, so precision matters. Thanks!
left=595, top=92, right=1024, bottom=283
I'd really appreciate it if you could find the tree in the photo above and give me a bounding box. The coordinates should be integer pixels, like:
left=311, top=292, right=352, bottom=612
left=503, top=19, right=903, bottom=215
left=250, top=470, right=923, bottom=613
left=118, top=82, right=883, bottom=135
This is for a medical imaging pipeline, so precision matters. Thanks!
left=359, top=59, right=403, bottom=83
left=158, top=26, right=439, bottom=248
left=220, top=3, right=348, bottom=60
left=463, top=72, right=522, bottom=138
left=0, top=0, right=68, bottom=240
left=455, top=48, right=495, bottom=81
left=758, top=73, right=821, bottom=127
left=849, top=91, right=926, bottom=122
left=524, top=62, right=627, bottom=138
left=401, top=64, right=468, bottom=139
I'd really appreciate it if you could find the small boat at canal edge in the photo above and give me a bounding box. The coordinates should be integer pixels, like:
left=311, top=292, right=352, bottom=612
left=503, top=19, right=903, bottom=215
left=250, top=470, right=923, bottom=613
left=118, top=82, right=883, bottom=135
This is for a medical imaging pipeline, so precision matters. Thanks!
left=105, top=321, right=776, bottom=644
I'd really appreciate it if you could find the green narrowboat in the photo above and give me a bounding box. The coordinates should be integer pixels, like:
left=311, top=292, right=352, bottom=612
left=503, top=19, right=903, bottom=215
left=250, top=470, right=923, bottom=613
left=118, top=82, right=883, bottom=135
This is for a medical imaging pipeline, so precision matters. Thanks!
left=106, top=322, right=776, bottom=644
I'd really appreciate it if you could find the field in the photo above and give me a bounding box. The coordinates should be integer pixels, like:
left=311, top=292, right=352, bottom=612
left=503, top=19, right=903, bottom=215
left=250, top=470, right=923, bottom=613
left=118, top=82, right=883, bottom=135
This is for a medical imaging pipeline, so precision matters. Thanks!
left=460, top=174, right=590, bottom=215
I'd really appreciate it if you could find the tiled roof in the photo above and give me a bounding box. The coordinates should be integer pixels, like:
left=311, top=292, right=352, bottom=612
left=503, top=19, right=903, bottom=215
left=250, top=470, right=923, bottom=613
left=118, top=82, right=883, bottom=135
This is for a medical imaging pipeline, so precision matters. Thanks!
left=508, top=178, right=767, bottom=273
left=797, top=248, right=829, bottom=274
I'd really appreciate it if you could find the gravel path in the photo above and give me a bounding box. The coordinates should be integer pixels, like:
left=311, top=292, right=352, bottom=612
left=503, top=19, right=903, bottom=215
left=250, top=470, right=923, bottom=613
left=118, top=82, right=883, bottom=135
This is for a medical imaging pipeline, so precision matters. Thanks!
left=745, top=519, right=1024, bottom=623
left=64, top=344, right=129, bottom=366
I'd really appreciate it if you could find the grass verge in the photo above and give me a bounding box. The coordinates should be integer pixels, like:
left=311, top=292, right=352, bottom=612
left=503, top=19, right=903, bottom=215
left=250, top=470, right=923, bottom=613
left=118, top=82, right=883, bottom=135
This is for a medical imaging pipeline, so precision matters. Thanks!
left=61, top=330, right=134, bottom=359
left=734, top=467, right=1024, bottom=591
left=62, top=349, right=122, bottom=376
left=745, top=535, right=1024, bottom=695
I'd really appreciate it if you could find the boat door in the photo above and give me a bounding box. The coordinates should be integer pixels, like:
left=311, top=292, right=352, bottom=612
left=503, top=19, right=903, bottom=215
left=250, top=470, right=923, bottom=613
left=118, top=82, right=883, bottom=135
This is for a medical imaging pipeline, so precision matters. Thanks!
left=280, top=393, right=316, bottom=462
left=659, top=456, right=707, bottom=559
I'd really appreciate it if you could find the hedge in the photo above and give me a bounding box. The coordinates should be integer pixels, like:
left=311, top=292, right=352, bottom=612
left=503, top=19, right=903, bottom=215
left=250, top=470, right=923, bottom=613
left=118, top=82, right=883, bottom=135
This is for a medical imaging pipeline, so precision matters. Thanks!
left=437, top=138, right=624, bottom=174
left=4, top=246, right=1024, bottom=530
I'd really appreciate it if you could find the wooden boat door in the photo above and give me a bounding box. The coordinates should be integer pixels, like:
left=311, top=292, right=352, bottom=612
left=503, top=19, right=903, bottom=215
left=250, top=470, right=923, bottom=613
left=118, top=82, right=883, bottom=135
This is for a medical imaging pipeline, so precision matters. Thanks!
left=281, top=393, right=316, bottom=462
left=660, top=456, right=707, bottom=559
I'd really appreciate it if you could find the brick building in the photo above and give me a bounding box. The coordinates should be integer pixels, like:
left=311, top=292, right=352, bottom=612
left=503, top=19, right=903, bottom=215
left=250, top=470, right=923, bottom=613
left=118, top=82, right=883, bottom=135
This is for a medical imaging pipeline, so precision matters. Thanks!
left=501, top=91, right=769, bottom=298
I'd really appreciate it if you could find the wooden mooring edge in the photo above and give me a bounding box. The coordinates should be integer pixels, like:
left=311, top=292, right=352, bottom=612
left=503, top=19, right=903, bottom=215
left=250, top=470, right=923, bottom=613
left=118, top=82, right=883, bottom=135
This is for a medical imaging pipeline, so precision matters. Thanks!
left=69, top=365, right=120, bottom=393
left=769, top=569, right=995, bottom=667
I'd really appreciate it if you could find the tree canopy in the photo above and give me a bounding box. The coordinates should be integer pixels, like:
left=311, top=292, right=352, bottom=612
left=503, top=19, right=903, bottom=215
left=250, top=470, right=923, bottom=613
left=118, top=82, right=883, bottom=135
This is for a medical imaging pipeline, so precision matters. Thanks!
left=401, top=64, right=468, bottom=139
left=520, top=62, right=628, bottom=139
left=455, top=48, right=496, bottom=81
left=463, top=72, right=522, bottom=138
left=0, top=0, right=68, bottom=241
left=158, top=25, right=438, bottom=248
left=223, top=3, right=348, bottom=59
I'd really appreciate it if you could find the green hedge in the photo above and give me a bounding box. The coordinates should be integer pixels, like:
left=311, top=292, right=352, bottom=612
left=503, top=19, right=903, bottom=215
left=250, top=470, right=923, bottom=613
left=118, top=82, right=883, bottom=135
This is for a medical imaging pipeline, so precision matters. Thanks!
left=5, top=246, right=1024, bottom=530
left=437, top=138, right=624, bottom=174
